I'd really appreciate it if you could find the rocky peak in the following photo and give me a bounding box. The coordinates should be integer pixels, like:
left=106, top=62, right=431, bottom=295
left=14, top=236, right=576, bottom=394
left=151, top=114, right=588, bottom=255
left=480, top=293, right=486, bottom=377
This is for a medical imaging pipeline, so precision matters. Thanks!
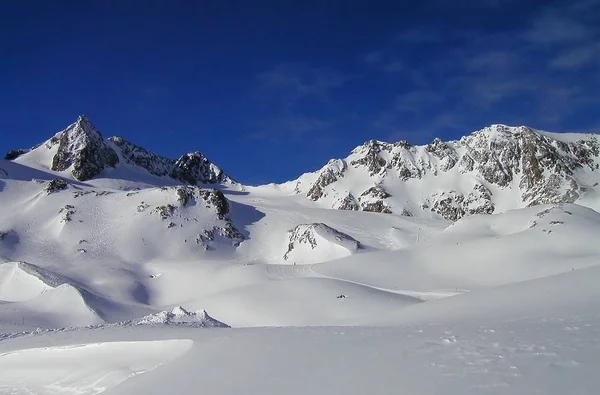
left=306, top=159, right=347, bottom=201
left=350, top=140, right=392, bottom=176
left=171, top=152, right=231, bottom=185
left=7, top=116, right=234, bottom=186
left=49, top=115, right=119, bottom=181
left=292, top=124, right=600, bottom=221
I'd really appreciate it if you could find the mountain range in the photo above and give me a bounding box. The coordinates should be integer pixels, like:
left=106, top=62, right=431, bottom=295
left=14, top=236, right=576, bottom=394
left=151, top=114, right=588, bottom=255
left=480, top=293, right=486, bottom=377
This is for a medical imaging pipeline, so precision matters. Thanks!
left=6, top=116, right=599, bottom=221
left=2, top=116, right=600, bottom=393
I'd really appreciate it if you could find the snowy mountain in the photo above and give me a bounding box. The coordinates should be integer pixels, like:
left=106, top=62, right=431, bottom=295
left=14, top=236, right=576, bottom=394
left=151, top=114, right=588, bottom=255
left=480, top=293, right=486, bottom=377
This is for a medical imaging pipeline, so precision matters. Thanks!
left=286, top=125, right=600, bottom=220
left=2, top=117, right=600, bottom=394
left=7, top=115, right=233, bottom=186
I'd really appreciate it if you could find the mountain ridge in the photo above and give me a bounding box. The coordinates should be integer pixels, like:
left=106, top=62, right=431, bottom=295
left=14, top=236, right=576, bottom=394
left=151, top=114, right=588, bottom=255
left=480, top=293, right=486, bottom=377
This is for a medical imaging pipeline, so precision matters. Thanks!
left=283, top=124, right=600, bottom=220
left=6, top=115, right=233, bottom=186
left=4, top=117, right=600, bottom=221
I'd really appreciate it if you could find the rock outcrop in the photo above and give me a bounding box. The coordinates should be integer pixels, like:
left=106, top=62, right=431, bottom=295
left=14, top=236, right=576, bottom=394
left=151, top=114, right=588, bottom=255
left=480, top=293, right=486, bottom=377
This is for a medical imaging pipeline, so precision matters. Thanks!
left=49, top=116, right=119, bottom=181
left=283, top=223, right=362, bottom=264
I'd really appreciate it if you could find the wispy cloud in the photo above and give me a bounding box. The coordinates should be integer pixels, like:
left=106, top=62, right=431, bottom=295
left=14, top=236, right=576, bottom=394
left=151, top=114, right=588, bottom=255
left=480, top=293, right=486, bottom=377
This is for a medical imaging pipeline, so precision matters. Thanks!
left=256, top=62, right=348, bottom=110
left=249, top=115, right=333, bottom=143
left=368, top=0, right=600, bottom=140
left=253, top=63, right=350, bottom=143
left=549, top=42, right=600, bottom=69
left=364, top=50, right=384, bottom=64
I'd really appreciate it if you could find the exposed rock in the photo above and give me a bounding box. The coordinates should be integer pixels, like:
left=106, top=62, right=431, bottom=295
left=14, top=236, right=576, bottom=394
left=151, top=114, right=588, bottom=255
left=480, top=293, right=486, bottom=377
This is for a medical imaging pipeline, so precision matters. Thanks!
left=293, top=123, right=600, bottom=221
left=14, top=116, right=234, bottom=185
left=4, top=149, right=29, bottom=160
left=58, top=205, right=76, bottom=223
left=464, top=184, right=495, bottom=215
left=152, top=186, right=242, bottom=248
left=44, top=178, right=68, bottom=194
left=284, top=223, right=362, bottom=263
left=430, top=191, right=465, bottom=221
left=458, top=154, right=474, bottom=173
left=307, top=160, right=346, bottom=201
left=109, top=136, right=173, bottom=177
left=72, top=190, right=93, bottom=198
left=50, top=116, right=119, bottom=181
left=133, top=306, right=229, bottom=328
left=350, top=140, right=389, bottom=176
left=197, top=189, right=229, bottom=219
left=171, top=152, right=231, bottom=185
left=154, top=204, right=175, bottom=220
left=361, top=201, right=393, bottom=214
left=400, top=208, right=413, bottom=217
left=358, top=186, right=392, bottom=213
left=426, top=138, right=458, bottom=172
left=333, top=193, right=359, bottom=211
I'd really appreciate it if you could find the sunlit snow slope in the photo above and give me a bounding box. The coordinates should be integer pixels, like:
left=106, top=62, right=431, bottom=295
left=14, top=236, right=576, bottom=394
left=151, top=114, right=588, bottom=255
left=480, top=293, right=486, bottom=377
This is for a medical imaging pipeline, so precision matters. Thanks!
left=1, top=117, right=600, bottom=394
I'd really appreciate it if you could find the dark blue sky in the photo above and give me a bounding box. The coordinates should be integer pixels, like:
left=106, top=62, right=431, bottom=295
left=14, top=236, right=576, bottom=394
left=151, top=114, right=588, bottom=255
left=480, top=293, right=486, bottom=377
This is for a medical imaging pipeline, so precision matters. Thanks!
left=1, top=0, right=599, bottom=184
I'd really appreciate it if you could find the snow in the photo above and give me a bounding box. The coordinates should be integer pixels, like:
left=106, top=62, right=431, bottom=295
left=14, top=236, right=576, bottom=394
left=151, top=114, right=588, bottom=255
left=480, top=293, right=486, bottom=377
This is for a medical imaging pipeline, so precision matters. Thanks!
left=0, top=339, right=193, bottom=395
left=0, top=262, right=53, bottom=302
left=282, top=223, right=362, bottom=264
left=133, top=306, right=229, bottom=327
left=2, top=119, right=600, bottom=393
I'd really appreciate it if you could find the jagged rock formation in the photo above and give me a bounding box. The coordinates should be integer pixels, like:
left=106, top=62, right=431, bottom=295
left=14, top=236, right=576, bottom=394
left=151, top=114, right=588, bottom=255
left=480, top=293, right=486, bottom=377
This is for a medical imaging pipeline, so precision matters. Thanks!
left=283, top=223, right=362, bottom=264
left=358, top=186, right=393, bottom=213
left=333, top=193, right=359, bottom=211
left=7, top=115, right=233, bottom=186
left=152, top=186, right=243, bottom=247
left=108, top=136, right=174, bottom=177
left=289, top=125, right=600, bottom=221
left=171, top=152, right=231, bottom=185
left=44, top=116, right=119, bottom=181
left=133, top=306, right=229, bottom=328
left=4, top=149, right=29, bottom=160
left=306, top=160, right=347, bottom=200
left=110, top=137, right=232, bottom=184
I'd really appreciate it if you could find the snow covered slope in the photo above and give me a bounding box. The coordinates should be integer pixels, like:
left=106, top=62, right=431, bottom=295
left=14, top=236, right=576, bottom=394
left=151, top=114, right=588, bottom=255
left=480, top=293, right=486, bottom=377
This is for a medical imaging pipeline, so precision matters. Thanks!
left=2, top=118, right=600, bottom=394
left=284, top=125, right=600, bottom=220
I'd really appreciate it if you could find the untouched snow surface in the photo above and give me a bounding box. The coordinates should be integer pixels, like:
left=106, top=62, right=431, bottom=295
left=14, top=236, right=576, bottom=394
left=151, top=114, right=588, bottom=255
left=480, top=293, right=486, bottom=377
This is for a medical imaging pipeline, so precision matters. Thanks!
left=2, top=121, right=600, bottom=393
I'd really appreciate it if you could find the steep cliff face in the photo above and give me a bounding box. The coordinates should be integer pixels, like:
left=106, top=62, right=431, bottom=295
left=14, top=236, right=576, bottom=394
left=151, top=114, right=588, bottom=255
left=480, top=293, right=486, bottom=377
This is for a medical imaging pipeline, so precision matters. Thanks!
left=287, top=125, right=600, bottom=220
left=43, top=116, right=119, bottom=181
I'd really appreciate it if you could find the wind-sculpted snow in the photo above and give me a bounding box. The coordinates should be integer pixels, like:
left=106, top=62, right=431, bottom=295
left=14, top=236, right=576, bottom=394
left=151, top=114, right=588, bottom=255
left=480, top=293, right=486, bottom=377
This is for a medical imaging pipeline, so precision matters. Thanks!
left=0, top=339, right=193, bottom=395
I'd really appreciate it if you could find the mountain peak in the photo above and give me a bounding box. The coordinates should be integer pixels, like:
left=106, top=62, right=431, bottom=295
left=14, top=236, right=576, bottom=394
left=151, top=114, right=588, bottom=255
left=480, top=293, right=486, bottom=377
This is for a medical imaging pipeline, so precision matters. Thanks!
left=171, top=151, right=233, bottom=185
left=44, top=116, right=119, bottom=181
left=68, top=115, right=102, bottom=139
left=291, top=124, right=600, bottom=221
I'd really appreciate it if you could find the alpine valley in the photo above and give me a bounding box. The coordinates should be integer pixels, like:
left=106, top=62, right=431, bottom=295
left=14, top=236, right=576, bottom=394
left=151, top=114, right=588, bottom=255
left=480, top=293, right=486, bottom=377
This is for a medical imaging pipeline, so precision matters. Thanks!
left=1, top=116, right=600, bottom=395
